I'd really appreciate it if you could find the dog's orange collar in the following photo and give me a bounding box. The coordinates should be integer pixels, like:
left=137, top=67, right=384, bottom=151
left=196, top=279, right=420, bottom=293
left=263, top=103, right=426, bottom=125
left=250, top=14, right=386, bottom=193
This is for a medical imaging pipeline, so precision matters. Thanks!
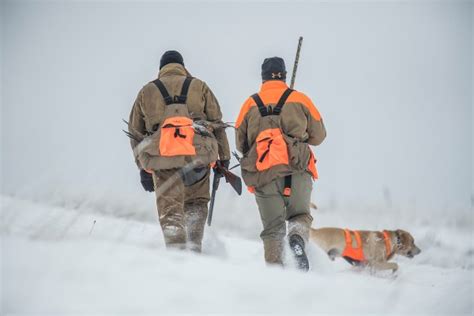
left=382, top=230, right=392, bottom=258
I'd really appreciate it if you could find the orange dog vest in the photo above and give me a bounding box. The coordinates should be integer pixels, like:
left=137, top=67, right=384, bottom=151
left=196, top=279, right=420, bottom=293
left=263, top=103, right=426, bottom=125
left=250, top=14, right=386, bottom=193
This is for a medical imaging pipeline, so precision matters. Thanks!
left=342, top=229, right=393, bottom=265
left=342, top=229, right=366, bottom=264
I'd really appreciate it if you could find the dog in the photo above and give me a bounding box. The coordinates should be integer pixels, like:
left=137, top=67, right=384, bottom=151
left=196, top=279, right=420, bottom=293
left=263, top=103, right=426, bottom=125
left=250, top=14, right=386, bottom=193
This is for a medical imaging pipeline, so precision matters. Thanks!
left=309, top=227, right=421, bottom=272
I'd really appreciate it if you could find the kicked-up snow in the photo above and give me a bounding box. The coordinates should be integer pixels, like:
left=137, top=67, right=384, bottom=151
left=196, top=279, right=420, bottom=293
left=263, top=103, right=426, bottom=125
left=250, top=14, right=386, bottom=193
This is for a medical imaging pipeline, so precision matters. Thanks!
left=1, top=195, right=472, bottom=315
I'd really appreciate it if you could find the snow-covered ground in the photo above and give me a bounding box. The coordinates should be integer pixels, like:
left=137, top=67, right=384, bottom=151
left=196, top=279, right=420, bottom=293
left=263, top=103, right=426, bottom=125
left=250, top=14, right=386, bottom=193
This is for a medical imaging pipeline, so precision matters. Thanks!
left=2, top=1, right=472, bottom=315
left=1, top=194, right=472, bottom=315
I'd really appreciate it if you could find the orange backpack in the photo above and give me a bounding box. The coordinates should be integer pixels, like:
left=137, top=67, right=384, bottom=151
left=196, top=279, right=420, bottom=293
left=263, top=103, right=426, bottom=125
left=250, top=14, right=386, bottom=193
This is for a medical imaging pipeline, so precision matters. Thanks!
left=251, top=89, right=293, bottom=171
left=135, top=78, right=218, bottom=171
left=248, top=89, right=293, bottom=194
left=153, top=78, right=196, bottom=157
left=240, top=88, right=318, bottom=192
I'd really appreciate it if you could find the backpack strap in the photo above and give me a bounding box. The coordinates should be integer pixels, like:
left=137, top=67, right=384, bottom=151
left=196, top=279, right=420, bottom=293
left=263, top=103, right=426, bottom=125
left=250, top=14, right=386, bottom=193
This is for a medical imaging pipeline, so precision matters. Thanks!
left=175, top=77, right=193, bottom=104
left=152, top=78, right=193, bottom=105
left=251, top=93, right=268, bottom=117
left=152, top=79, right=173, bottom=105
left=273, top=88, right=294, bottom=115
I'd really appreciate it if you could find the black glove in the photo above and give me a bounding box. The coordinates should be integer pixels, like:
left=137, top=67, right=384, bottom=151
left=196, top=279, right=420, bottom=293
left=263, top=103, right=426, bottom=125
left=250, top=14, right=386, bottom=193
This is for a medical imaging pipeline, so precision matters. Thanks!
left=214, top=159, right=230, bottom=178
left=140, top=169, right=155, bottom=192
left=218, top=159, right=230, bottom=170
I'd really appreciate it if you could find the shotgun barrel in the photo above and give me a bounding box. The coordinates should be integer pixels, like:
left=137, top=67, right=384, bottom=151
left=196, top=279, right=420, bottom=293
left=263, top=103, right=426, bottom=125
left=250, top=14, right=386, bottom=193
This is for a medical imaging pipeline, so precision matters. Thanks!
left=290, top=36, right=303, bottom=89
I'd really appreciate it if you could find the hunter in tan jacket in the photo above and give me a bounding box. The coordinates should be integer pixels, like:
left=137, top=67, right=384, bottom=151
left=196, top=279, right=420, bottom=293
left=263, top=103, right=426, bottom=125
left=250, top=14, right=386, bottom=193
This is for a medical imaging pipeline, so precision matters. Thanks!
left=128, top=51, right=230, bottom=252
left=236, top=57, right=326, bottom=270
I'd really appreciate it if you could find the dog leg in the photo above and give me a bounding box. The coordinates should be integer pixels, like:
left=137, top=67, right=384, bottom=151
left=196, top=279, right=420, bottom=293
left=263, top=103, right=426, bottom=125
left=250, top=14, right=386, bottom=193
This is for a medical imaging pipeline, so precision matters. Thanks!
left=370, top=261, right=399, bottom=273
left=327, top=248, right=340, bottom=261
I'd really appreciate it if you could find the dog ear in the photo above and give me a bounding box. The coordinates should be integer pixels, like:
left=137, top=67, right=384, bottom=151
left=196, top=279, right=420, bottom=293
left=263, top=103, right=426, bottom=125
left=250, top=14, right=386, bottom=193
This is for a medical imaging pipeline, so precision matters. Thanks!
left=394, top=229, right=406, bottom=248
left=395, top=230, right=415, bottom=247
left=396, top=229, right=410, bottom=239
left=397, top=229, right=414, bottom=240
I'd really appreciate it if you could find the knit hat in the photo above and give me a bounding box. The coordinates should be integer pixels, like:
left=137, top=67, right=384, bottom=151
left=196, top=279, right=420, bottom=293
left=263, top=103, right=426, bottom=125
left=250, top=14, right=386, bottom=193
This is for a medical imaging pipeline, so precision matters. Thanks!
left=261, top=57, right=287, bottom=81
left=160, top=50, right=184, bottom=69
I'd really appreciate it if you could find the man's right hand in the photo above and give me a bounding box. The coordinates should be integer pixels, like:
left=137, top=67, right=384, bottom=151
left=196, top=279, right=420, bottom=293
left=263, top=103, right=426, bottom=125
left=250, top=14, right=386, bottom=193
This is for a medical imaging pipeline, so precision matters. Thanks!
left=213, top=159, right=230, bottom=178
left=140, top=169, right=155, bottom=192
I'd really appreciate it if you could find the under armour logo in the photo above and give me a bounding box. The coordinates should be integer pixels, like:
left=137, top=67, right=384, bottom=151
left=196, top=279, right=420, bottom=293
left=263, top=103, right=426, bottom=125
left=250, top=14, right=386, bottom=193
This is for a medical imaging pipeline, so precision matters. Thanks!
left=271, top=72, right=282, bottom=79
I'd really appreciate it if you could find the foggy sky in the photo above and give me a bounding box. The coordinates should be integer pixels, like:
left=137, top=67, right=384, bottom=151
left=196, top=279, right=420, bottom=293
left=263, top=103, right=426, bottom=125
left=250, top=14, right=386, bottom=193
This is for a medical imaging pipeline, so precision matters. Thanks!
left=1, top=0, right=472, bottom=212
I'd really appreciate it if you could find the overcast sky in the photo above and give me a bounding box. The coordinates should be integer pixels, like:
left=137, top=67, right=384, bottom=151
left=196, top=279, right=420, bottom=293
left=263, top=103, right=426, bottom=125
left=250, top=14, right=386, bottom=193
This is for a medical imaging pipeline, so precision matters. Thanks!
left=1, top=0, right=472, bottom=212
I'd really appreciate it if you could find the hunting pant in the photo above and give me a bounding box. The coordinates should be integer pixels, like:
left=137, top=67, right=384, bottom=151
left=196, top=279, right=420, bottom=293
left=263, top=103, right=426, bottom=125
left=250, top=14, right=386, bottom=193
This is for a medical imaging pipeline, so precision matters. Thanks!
left=254, top=171, right=313, bottom=265
left=153, top=168, right=210, bottom=252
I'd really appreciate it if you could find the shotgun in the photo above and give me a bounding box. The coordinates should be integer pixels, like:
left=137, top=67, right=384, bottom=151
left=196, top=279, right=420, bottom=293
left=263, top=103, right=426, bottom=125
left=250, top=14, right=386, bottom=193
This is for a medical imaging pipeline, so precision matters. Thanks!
left=290, top=36, right=303, bottom=89
left=207, top=161, right=242, bottom=226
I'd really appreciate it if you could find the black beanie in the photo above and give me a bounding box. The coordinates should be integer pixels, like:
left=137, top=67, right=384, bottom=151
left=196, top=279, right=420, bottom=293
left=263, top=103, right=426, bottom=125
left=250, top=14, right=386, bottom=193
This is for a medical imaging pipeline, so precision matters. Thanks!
left=160, top=50, right=184, bottom=69
left=261, top=57, right=287, bottom=81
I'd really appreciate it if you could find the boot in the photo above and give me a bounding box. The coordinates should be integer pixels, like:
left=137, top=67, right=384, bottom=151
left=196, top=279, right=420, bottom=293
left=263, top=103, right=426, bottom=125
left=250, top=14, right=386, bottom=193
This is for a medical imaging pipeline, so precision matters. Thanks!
left=263, top=238, right=284, bottom=266
left=162, top=224, right=186, bottom=250
left=289, top=234, right=309, bottom=272
left=184, top=203, right=208, bottom=253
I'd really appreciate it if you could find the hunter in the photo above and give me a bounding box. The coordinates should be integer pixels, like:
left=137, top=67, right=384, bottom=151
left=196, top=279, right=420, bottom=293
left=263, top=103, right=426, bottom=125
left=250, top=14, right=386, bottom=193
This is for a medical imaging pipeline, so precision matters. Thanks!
left=128, top=50, right=230, bottom=252
left=235, top=57, right=326, bottom=270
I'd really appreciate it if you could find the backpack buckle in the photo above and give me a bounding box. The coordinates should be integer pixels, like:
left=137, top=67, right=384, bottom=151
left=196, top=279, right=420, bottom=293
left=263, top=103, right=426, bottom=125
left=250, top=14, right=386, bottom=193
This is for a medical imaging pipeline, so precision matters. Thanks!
left=163, top=96, right=173, bottom=105
left=174, top=95, right=187, bottom=104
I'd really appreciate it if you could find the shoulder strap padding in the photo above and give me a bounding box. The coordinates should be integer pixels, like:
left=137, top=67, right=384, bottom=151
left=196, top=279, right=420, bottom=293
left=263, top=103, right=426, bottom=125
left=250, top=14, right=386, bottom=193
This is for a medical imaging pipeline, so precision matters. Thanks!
left=152, top=79, right=173, bottom=105
left=251, top=93, right=267, bottom=117
left=273, top=88, right=294, bottom=115
left=152, top=77, right=193, bottom=105
left=176, top=77, right=193, bottom=104
left=251, top=88, right=294, bottom=117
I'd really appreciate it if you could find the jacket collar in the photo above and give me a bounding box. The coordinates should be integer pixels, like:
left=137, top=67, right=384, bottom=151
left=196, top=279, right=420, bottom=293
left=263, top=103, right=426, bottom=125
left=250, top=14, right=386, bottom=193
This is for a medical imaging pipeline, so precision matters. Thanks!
left=260, top=80, right=288, bottom=92
left=158, top=63, right=188, bottom=78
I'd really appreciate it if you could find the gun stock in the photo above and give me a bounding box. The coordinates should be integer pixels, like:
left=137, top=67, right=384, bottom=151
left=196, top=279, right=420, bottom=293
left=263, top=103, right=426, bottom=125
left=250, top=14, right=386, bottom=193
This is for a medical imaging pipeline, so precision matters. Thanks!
left=206, top=164, right=243, bottom=226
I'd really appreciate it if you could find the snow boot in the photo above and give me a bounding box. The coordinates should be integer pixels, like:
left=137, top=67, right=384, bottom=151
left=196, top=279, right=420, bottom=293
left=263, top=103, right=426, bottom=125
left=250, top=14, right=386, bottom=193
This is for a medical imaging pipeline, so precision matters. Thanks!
left=263, top=238, right=284, bottom=266
left=184, top=202, right=208, bottom=253
left=289, top=234, right=309, bottom=272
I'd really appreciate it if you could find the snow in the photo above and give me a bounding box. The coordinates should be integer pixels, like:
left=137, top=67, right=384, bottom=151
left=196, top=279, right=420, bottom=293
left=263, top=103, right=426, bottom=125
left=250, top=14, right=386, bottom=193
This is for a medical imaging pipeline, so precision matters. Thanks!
left=1, top=195, right=472, bottom=315
left=1, top=0, right=473, bottom=315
